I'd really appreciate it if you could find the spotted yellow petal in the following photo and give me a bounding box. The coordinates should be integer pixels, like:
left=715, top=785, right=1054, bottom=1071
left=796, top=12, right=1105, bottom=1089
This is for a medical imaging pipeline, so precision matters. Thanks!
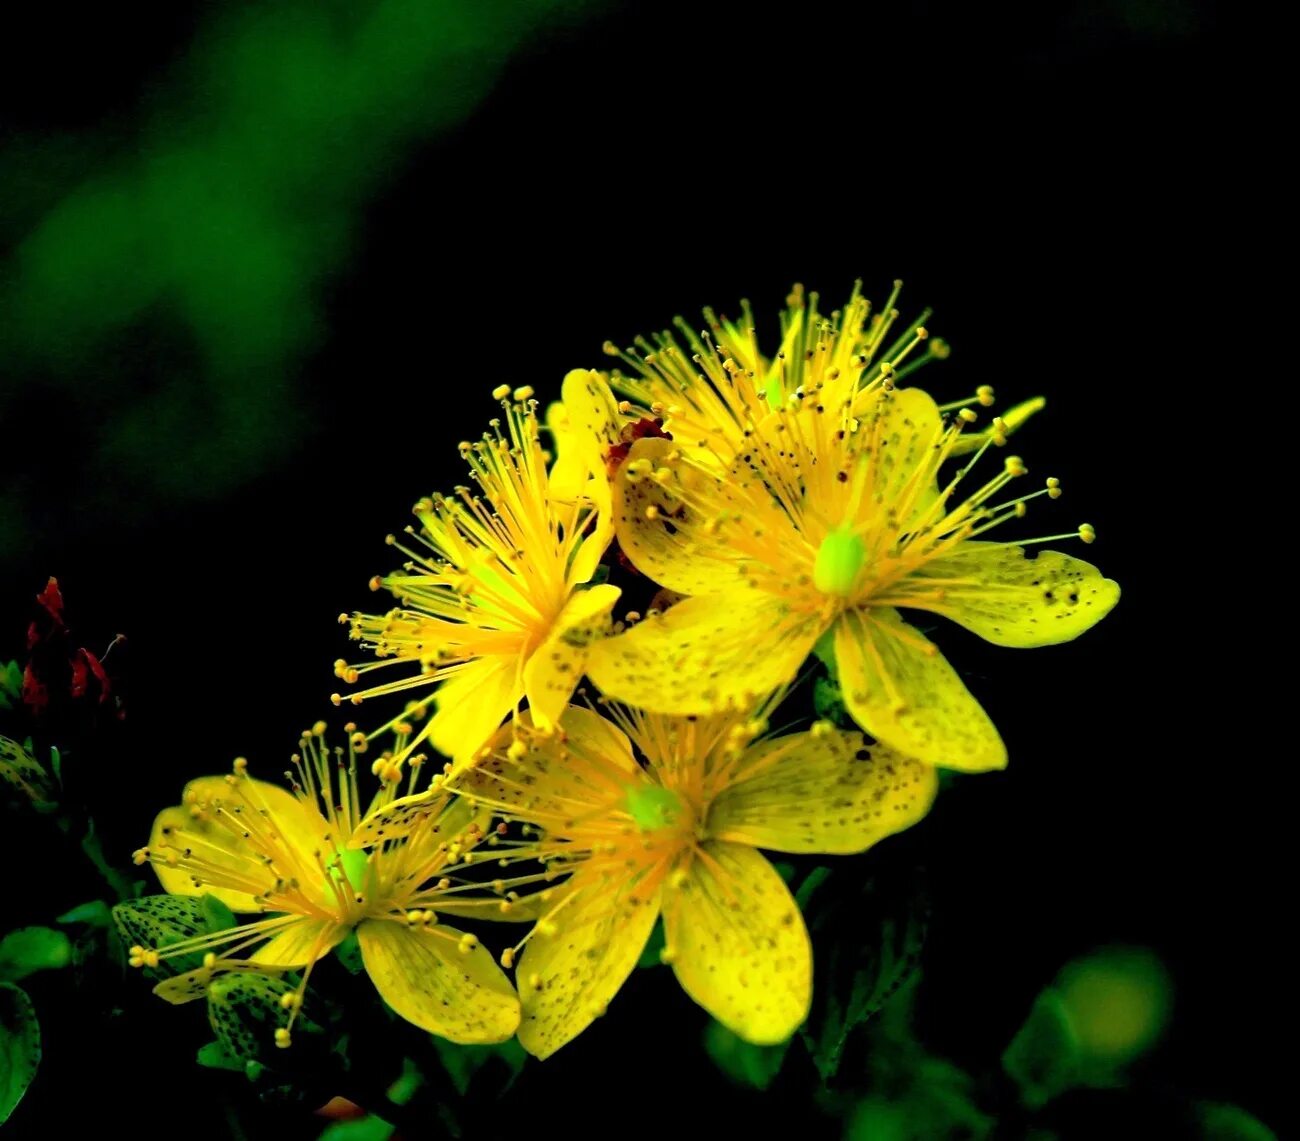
left=516, top=865, right=661, bottom=1059
left=853, top=386, right=943, bottom=525
left=149, top=776, right=328, bottom=911
left=707, top=731, right=938, bottom=854
left=901, top=542, right=1120, bottom=647
left=524, top=584, right=621, bottom=730
left=450, top=705, right=637, bottom=823
left=663, top=841, right=810, bottom=1044
left=429, top=655, right=521, bottom=771
left=356, top=918, right=520, bottom=1043
left=545, top=400, right=587, bottom=502
left=249, top=917, right=348, bottom=968
left=586, top=592, right=822, bottom=715
left=611, top=437, right=740, bottom=595
left=834, top=608, right=1005, bottom=771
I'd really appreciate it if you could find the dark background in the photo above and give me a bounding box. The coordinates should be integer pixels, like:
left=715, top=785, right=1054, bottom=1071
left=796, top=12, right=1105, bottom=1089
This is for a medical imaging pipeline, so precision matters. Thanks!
left=4, top=0, right=1266, bottom=1137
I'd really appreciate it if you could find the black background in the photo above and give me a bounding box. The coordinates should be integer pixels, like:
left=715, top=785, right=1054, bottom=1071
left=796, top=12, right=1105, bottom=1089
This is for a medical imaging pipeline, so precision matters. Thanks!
left=4, top=0, right=1268, bottom=1137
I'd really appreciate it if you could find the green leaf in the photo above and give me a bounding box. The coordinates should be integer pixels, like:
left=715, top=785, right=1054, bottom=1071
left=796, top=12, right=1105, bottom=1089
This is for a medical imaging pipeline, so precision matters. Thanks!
left=386, top=1056, right=422, bottom=1107
left=207, top=972, right=321, bottom=1064
left=200, top=894, right=237, bottom=933
left=0, top=662, right=21, bottom=706
left=799, top=864, right=929, bottom=1081
left=703, top=1021, right=790, bottom=1090
left=57, top=900, right=113, bottom=928
left=335, top=932, right=365, bottom=975
left=1001, top=989, right=1082, bottom=1109
left=112, top=895, right=217, bottom=976
left=318, top=1118, right=394, bottom=1141
left=0, top=928, right=73, bottom=983
left=0, top=735, right=55, bottom=809
left=430, top=1036, right=527, bottom=1097
left=0, top=983, right=40, bottom=1125
left=636, top=919, right=666, bottom=968
left=1197, top=1102, right=1278, bottom=1141
left=196, top=1040, right=245, bottom=1072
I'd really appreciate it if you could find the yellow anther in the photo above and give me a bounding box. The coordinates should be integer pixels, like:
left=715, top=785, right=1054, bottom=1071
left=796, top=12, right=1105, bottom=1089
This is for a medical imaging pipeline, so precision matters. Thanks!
left=406, top=909, right=422, bottom=926
left=458, top=933, right=479, bottom=955
left=491, top=384, right=511, bottom=400
left=132, top=847, right=150, bottom=866
left=976, top=384, right=995, bottom=405
left=810, top=719, right=833, bottom=739
left=144, top=949, right=161, bottom=969
left=513, top=385, right=535, bottom=401
left=501, top=947, right=516, bottom=969
left=279, top=992, right=302, bottom=1011
left=203, top=953, right=217, bottom=970
left=1004, top=455, right=1028, bottom=477
left=312, top=721, right=327, bottom=736
left=1078, top=523, right=1097, bottom=544
left=232, top=757, right=249, bottom=774
left=958, top=407, right=978, bottom=424
left=1046, top=477, right=1062, bottom=499
left=274, top=1028, right=292, bottom=1049
left=1014, top=502, right=1027, bottom=518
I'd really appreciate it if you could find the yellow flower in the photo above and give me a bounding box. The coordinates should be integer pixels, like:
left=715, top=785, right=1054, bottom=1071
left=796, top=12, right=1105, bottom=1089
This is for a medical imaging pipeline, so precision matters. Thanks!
left=335, top=386, right=620, bottom=770
left=129, top=722, right=520, bottom=1046
left=585, top=286, right=1119, bottom=772
left=452, top=703, right=937, bottom=1058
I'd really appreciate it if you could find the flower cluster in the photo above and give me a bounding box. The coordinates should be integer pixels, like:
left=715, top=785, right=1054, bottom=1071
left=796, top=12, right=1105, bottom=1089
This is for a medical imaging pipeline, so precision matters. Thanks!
left=129, top=282, right=1117, bottom=1057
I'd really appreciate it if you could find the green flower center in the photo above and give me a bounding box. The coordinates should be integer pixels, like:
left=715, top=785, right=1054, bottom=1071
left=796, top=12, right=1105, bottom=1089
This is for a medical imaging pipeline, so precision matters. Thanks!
left=813, top=528, right=866, bottom=597
left=625, top=784, right=684, bottom=831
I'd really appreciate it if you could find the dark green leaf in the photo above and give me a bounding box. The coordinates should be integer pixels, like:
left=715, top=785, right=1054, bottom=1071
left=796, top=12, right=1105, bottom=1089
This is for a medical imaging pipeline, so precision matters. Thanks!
left=703, top=1021, right=790, bottom=1090
left=430, top=1036, right=527, bottom=1097
left=0, top=983, right=40, bottom=1125
left=200, top=894, right=237, bottom=933
left=57, top=900, right=113, bottom=928
left=386, top=1056, right=422, bottom=1107
left=318, top=1118, right=395, bottom=1141
left=1197, top=1102, right=1278, bottom=1141
left=207, top=972, right=321, bottom=1064
left=0, top=928, right=73, bottom=983
left=813, top=676, right=849, bottom=726
left=0, top=735, right=55, bottom=809
left=0, top=662, right=21, bottom=705
left=112, top=895, right=216, bottom=976
left=636, top=919, right=666, bottom=968
left=799, top=864, right=929, bottom=1081
left=196, top=1040, right=245, bottom=1072
left=335, top=932, right=365, bottom=975
left=1001, top=989, right=1081, bottom=1109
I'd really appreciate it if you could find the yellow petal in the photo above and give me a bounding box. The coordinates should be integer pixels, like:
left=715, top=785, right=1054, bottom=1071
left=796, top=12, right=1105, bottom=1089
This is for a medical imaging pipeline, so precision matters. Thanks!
left=350, top=788, right=474, bottom=849
left=707, top=730, right=938, bottom=854
left=586, top=592, right=822, bottom=715
left=545, top=400, right=587, bottom=502
left=663, top=841, right=810, bottom=1045
left=249, top=917, right=348, bottom=968
left=152, top=960, right=283, bottom=1005
left=611, top=437, right=737, bottom=594
left=903, top=542, right=1120, bottom=647
left=559, top=368, right=622, bottom=519
left=523, top=584, right=621, bottom=731
left=450, top=705, right=638, bottom=824
left=834, top=608, right=1005, bottom=771
left=149, top=775, right=328, bottom=912
left=356, top=918, right=520, bottom=1043
left=854, top=386, right=943, bottom=525
left=428, top=655, right=522, bottom=771
left=516, top=865, right=661, bottom=1059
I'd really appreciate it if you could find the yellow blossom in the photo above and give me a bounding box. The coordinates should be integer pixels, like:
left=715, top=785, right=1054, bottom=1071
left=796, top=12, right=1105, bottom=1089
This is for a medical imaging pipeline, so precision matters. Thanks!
left=450, top=703, right=937, bottom=1058
left=129, top=722, right=520, bottom=1046
left=336, top=387, right=620, bottom=770
left=585, top=285, right=1119, bottom=772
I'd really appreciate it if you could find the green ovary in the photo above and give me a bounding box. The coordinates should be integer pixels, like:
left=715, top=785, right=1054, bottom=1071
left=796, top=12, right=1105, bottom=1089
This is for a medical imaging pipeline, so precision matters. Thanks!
left=813, top=528, right=866, bottom=597
left=625, top=784, right=684, bottom=831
